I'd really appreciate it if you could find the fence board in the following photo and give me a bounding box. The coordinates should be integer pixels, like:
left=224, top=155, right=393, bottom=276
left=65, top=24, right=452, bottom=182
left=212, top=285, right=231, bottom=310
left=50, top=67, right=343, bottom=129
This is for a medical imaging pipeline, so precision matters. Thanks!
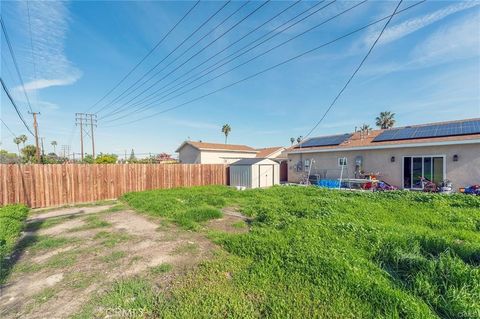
left=0, top=164, right=227, bottom=208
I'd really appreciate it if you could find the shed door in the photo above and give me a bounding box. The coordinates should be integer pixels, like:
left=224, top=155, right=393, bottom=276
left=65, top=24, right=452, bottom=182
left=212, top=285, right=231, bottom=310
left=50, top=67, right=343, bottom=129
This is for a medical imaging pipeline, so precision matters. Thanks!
left=259, top=164, right=274, bottom=188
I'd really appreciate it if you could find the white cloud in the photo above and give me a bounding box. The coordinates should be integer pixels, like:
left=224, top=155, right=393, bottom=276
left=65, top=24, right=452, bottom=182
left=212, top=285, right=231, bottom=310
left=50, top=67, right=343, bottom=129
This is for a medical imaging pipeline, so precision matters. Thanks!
left=13, top=1, right=81, bottom=94
left=410, top=11, right=480, bottom=64
left=363, top=1, right=479, bottom=46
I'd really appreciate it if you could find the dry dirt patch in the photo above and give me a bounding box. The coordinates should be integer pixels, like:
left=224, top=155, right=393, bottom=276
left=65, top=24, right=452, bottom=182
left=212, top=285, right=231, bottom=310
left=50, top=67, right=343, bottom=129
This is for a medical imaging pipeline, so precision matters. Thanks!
left=0, top=205, right=215, bottom=319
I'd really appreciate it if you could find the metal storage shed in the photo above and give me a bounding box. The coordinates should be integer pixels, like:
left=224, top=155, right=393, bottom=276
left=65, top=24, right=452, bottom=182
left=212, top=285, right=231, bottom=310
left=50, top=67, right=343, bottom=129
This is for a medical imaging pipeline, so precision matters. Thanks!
left=230, top=158, right=280, bottom=189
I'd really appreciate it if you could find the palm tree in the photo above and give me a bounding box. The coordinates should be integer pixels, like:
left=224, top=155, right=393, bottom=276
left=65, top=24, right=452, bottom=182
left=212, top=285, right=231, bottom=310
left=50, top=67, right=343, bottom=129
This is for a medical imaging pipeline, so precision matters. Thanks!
left=51, top=141, right=57, bottom=154
left=221, top=124, right=231, bottom=144
left=290, top=137, right=295, bottom=145
left=296, top=136, right=303, bottom=144
left=359, top=124, right=371, bottom=133
left=375, top=111, right=396, bottom=129
left=13, top=137, right=22, bottom=155
left=18, top=134, right=27, bottom=147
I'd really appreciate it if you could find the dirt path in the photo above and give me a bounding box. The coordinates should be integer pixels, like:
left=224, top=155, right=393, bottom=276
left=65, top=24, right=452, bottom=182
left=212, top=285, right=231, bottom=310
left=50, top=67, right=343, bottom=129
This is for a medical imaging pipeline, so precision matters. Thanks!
left=0, top=205, right=216, bottom=319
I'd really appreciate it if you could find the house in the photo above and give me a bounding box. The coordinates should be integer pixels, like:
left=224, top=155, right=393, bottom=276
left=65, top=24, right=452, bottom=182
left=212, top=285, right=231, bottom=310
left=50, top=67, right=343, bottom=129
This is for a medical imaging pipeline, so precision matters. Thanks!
left=255, top=146, right=286, bottom=159
left=176, top=141, right=257, bottom=164
left=176, top=142, right=287, bottom=164
left=230, top=158, right=280, bottom=189
left=287, top=118, right=480, bottom=190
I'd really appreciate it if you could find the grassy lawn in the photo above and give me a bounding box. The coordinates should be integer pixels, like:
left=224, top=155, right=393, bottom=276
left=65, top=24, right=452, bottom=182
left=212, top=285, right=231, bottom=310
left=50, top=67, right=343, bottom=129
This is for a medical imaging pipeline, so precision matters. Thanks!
left=0, top=204, right=29, bottom=284
left=116, top=185, right=480, bottom=319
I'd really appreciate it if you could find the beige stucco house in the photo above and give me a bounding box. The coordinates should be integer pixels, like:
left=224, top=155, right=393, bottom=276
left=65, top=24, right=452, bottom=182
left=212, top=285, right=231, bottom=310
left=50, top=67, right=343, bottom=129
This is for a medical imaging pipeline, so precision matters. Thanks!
left=287, top=119, right=480, bottom=190
left=176, top=142, right=286, bottom=164
left=176, top=141, right=258, bottom=164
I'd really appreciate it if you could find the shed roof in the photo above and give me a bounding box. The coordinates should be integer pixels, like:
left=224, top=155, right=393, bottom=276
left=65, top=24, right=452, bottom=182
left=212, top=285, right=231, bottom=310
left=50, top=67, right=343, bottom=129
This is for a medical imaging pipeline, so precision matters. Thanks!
left=231, top=158, right=278, bottom=165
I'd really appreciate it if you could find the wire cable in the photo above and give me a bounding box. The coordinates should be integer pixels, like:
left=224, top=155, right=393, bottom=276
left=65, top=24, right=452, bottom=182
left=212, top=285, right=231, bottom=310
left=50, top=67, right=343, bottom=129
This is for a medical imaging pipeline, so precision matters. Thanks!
left=105, top=0, right=341, bottom=122
left=105, top=0, right=424, bottom=128
left=100, top=0, right=269, bottom=119
left=86, top=0, right=201, bottom=113
left=303, top=0, right=404, bottom=140
left=26, top=0, right=38, bottom=108
left=0, top=118, right=18, bottom=138
left=94, top=0, right=231, bottom=115
left=103, top=0, right=308, bottom=120
left=0, top=17, right=34, bottom=113
left=1, top=78, right=34, bottom=136
left=98, top=1, right=251, bottom=117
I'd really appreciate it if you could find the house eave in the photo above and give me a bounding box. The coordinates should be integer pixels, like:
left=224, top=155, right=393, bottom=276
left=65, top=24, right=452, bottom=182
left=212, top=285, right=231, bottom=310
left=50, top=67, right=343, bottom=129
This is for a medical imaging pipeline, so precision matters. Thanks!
left=286, top=139, right=480, bottom=154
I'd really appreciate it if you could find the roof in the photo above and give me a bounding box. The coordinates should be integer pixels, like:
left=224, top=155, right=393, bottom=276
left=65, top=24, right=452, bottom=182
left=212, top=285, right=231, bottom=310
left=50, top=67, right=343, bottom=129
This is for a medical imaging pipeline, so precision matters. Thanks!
left=255, top=146, right=285, bottom=158
left=231, top=158, right=278, bottom=165
left=176, top=141, right=257, bottom=153
left=288, top=118, right=480, bottom=153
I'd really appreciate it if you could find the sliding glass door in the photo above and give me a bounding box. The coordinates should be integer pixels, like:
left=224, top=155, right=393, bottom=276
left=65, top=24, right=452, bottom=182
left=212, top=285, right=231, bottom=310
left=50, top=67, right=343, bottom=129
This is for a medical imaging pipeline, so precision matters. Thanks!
left=403, top=156, right=445, bottom=190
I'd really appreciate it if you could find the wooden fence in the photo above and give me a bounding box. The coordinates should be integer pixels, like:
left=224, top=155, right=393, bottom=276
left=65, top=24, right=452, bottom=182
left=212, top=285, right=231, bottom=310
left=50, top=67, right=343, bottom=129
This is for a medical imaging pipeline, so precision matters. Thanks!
left=0, top=164, right=227, bottom=208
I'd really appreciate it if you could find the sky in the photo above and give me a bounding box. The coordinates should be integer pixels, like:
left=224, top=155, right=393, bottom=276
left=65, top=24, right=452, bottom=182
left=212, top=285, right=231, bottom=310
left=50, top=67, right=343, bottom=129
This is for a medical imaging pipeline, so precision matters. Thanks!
left=1, top=0, right=479, bottom=158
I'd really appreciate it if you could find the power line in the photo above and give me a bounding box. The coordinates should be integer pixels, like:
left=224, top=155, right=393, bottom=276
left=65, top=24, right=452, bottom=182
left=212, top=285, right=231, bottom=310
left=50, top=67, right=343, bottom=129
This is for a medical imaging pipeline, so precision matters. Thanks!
left=104, top=0, right=340, bottom=123
left=26, top=0, right=38, bottom=108
left=0, top=78, right=34, bottom=136
left=0, top=17, right=34, bottom=113
left=99, top=0, right=269, bottom=119
left=104, top=0, right=425, bottom=128
left=94, top=0, right=232, bottom=115
left=97, top=1, right=249, bottom=116
left=303, top=0, right=404, bottom=140
left=86, top=0, right=201, bottom=113
left=103, top=0, right=308, bottom=120
left=0, top=118, right=17, bottom=138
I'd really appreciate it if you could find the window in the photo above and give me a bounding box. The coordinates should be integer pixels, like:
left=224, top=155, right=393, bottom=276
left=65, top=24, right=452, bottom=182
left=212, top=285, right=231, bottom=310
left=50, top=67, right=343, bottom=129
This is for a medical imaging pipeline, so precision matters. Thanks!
left=403, top=156, right=445, bottom=189
left=338, top=157, right=347, bottom=166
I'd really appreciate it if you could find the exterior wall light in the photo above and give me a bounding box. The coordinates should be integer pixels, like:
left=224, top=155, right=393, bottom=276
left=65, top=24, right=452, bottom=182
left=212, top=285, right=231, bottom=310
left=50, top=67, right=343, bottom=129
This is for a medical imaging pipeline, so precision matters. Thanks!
left=453, top=154, right=459, bottom=162
left=390, top=156, right=395, bottom=163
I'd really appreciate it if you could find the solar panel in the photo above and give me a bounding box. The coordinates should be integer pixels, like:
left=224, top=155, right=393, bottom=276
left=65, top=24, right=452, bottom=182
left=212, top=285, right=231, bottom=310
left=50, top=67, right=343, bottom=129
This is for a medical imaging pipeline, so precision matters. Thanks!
left=373, top=119, right=480, bottom=142
left=297, top=134, right=352, bottom=148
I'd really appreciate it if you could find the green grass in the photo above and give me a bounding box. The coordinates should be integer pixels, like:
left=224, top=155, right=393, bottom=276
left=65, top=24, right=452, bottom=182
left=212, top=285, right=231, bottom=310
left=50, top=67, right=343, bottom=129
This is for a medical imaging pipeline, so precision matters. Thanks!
left=94, top=231, right=131, bottom=248
left=231, top=221, right=247, bottom=229
left=150, top=263, right=173, bottom=275
left=101, top=251, right=126, bottom=263
left=171, top=243, right=198, bottom=256
left=69, top=215, right=111, bottom=232
left=80, top=186, right=480, bottom=318
left=0, top=205, right=29, bottom=283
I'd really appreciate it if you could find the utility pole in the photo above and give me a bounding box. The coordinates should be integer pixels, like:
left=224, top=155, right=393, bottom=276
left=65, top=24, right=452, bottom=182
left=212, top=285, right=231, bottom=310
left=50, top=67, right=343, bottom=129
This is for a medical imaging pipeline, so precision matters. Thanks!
left=40, top=137, right=45, bottom=157
left=75, top=113, right=84, bottom=161
left=60, top=145, right=70, bottom=159
left=88, top=113, right=97, bottom=158
left=76, top=113, right=97, bottom=161
left=29, top=112, right=41, bottom=163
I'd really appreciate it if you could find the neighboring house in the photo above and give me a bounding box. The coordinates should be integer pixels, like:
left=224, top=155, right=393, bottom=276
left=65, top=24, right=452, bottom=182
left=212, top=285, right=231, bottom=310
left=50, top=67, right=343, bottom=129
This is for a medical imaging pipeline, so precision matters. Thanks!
left=255, top=147, right=286, bottom=159
left=176, top=141, right=257, bottom=164
left=287, top=118, right=480, bottom=190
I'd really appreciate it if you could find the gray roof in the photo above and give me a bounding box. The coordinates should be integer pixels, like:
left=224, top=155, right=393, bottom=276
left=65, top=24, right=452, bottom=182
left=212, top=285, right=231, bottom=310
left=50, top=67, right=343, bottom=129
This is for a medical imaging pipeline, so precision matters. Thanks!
left=231, top=158, right=277, bottom=165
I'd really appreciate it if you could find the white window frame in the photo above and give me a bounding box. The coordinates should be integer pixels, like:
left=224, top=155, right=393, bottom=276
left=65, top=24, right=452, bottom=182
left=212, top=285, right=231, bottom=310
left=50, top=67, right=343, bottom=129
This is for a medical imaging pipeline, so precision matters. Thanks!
left=401, top=155, right=447, bottom=190
left=338, top=157, right=347, bottom=167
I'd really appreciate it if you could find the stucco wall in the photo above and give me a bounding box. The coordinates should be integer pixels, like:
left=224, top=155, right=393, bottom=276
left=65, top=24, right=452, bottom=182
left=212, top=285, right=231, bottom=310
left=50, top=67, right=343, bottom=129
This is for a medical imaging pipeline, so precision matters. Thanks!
left=178, top=144, right=201, bottom=164
left=200, top=151, right=257, bottom=164
left=287, top=143, right=480, bottom=189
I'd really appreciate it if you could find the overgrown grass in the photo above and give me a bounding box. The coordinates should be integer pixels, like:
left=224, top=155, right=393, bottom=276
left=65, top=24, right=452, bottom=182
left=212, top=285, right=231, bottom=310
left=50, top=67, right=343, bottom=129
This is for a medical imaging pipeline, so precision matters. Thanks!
left=91, top=186, right=480, bottom=318
left=0, top=205, right=29, bottom=283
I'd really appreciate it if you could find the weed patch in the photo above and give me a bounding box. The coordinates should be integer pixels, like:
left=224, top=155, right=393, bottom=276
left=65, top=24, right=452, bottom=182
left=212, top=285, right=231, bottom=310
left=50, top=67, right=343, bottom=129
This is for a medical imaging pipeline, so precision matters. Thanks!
left=119, top=185, right=480, bottom=318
